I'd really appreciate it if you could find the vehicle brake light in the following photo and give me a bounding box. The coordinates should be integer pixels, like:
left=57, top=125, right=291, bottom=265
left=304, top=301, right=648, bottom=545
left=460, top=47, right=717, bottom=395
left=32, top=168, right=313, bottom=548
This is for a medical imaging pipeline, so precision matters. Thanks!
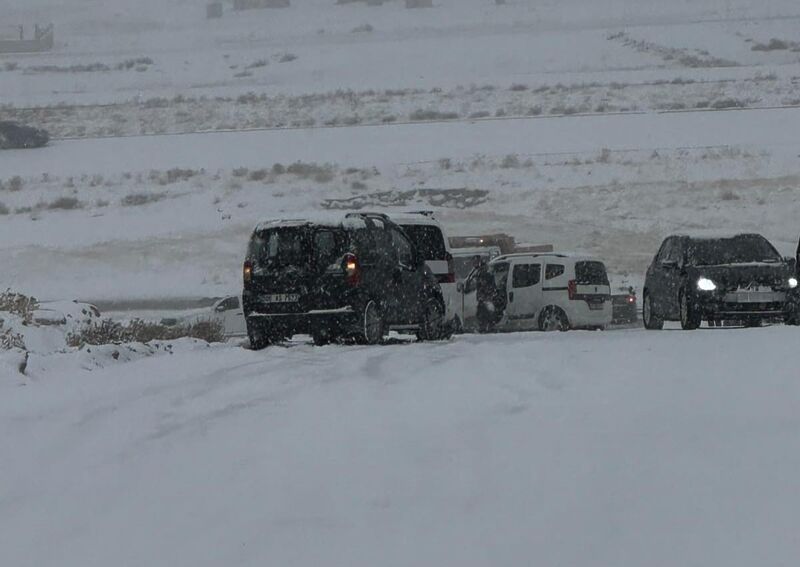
left=568, top=280, right=578, bottom=300
left=627, top=295, right=636, bottom=304
left=243, top=261, right=253, bottom=286
left=444, top=252, right=456, bottom=284
left=343, top=253, right=361, bottom=286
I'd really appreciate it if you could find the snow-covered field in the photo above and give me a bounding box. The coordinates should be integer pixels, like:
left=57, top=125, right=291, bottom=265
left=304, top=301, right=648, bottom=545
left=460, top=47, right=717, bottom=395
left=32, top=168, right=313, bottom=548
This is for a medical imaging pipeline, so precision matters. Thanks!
left=3, top=1, right=800, bottom=564
left=4, top=329, right=800, bottom=566
left=3, top=0, right=800, bottom=300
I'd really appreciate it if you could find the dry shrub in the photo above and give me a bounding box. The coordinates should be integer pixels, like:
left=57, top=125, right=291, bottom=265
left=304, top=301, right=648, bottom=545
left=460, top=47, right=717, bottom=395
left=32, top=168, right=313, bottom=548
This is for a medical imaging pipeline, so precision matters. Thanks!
left=47, top=197, right=82, bottom=210
left=0, top=202, right=8, bottom=215
left=67, top=318, right=225, bottom=347
left=0, top=289, right=38, bottom=323
left=0, top=328, right=25, bottom=351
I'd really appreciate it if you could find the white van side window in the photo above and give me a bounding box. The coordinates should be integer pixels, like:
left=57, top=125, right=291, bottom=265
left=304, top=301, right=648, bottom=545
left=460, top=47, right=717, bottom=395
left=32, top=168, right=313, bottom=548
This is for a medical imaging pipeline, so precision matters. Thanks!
left=545, top=264, right=565, bottom=280
left=512, top=264, right=541, bottom=288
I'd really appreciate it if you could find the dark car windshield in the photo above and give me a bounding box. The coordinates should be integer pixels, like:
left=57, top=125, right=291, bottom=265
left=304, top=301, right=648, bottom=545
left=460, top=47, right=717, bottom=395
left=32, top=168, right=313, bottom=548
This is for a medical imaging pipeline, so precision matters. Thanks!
left=687, top=236, right=781, bottom=266
left=399, top=225, right=447, bottom=261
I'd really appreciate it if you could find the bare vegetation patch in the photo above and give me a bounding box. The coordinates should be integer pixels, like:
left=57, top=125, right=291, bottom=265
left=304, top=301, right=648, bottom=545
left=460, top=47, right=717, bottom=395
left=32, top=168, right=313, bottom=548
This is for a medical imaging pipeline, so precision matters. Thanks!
left=121, top=192, right=166, bottom=207
left=46, top=197, right=82, bottom=210
left=0, top=290, right=38, bottom=323
left=66, top=318, right=224, bottom=347
left=409, top=109, right=460, bottom=121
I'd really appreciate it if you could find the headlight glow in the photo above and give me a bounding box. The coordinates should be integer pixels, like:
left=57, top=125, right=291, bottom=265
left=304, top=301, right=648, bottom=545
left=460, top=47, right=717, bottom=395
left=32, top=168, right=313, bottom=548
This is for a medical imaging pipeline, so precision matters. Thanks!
left=789, top=277, right=798, bottom=289
left=697, top=277, right=717, bottom=291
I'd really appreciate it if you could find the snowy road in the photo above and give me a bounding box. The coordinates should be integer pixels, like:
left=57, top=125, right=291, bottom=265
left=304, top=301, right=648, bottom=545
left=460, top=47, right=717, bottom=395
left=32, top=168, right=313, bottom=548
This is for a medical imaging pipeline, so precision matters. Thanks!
left=3, top=328, right=800, bottom=566
left=4, top=106, right=800, bottom=177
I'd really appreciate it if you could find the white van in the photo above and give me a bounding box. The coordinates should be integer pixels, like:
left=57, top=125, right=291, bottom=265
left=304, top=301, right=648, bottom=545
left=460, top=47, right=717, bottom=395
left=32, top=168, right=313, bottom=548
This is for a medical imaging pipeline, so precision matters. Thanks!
left=457, top=253, right=613, bottom=332
left=391, top=212, right=458, bottom=333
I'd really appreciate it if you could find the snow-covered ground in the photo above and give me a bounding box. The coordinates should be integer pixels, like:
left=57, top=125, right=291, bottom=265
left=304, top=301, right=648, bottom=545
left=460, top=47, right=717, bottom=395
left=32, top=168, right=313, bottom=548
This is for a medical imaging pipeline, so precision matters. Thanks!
left=3, top=329, right=800, bottom=566
left=4, top=1, right=800, bottom=564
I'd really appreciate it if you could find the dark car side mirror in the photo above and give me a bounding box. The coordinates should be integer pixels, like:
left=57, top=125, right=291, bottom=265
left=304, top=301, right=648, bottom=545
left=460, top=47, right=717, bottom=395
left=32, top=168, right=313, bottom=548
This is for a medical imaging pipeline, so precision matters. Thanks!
left=456, top=282, right=464, bottom=293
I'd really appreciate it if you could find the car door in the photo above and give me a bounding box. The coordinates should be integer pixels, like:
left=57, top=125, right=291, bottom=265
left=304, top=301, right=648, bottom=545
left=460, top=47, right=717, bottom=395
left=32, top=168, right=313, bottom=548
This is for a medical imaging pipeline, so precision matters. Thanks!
left=505, top=260, right=543, bottom=329
left=647, top=238, right=676, bottom=319
left=460, top=268, right=480, bottom=330
left=224, top=296, right=247, bottom=336
left=386, top=225, right=421, bottom=324
left=661, top=238, right=687, bottom=318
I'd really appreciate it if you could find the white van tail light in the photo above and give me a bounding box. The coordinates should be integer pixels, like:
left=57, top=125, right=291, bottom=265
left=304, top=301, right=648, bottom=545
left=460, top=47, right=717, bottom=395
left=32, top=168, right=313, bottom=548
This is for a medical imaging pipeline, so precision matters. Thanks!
left=568, top=280, right=578, bottom=300
left=443, top=252, right=456, bottom=284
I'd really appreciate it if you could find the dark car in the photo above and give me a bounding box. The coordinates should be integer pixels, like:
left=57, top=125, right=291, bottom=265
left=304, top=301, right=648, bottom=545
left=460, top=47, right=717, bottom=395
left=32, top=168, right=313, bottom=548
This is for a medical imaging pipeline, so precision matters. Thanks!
left=0, top=121, right=50, bottom=150
left=242, top=212, right=448, bottom=349
left=643, top=233, right=798, bottom=330
left=611, top=286, right=638, bottom=325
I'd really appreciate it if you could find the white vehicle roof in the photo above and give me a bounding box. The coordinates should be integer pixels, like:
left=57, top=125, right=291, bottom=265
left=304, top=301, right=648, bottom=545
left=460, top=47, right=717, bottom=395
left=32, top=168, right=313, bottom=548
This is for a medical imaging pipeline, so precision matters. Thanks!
left=253, top=213, right=370, bottom=233
left=452, top=246, right=501, bottom=257
left=491, top=252, right=603, bottom=264
left=391, top=211, right=442, bottom=225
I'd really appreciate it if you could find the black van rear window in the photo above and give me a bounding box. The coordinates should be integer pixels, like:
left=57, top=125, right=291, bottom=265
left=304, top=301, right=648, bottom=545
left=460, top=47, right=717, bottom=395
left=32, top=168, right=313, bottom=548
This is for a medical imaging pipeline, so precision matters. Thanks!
left=400, top=225, right=447, bottom=260
left=248, top=228, right=309, bottom=267
left=575, top=261, right=609, bottom=285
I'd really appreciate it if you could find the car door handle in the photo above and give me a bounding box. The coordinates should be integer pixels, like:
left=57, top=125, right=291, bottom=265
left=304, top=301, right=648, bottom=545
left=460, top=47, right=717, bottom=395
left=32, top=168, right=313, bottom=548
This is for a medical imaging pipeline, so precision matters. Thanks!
left=508, top=292, right=514, bottom=303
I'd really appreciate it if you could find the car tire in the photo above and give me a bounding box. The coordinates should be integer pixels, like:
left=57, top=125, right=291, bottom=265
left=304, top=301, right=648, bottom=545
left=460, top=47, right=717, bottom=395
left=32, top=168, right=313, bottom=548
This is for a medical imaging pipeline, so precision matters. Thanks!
left=679, top=289, right=701, bottom=330
left=247, top=322, right=270, bottom=351
left=311, top=331, right=333, bottom=346
left=642, top=292, right=664, bottom=330
left=538, top=306, right=569, bottom=332
left=418, top=298, right=446, bottom=341
left=354, top=300, right=384, bottom=345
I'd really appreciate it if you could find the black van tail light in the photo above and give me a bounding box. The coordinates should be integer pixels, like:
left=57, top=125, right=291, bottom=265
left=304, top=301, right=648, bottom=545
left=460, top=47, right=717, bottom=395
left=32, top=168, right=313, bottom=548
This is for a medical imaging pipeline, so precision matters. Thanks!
left=343, top=253, right=361, bottom=286
left=243, top=261, right=253, bottom=286
left=568, top=280, right=578, bottom=300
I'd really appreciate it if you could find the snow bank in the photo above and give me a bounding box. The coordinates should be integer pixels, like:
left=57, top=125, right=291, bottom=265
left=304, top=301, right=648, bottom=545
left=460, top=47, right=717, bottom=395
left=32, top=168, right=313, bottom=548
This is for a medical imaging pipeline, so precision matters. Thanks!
left=2, top=329, right=800, bottom=566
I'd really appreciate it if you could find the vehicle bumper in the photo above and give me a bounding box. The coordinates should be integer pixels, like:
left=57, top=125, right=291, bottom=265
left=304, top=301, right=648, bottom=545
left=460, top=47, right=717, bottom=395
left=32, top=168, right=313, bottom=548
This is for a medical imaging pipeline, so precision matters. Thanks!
left=569, top=302, right=613, bottom=328
left=694, top=292, right=790, bottom=320
left=246, top=307, right=357, bottom=335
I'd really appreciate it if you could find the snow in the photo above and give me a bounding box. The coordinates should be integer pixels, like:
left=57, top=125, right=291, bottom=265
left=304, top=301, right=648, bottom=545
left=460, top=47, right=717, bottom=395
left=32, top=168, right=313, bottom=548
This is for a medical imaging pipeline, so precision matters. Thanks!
left=3, top=329, right=800, bottom=566
left=3, top=0, right=800, bottom=563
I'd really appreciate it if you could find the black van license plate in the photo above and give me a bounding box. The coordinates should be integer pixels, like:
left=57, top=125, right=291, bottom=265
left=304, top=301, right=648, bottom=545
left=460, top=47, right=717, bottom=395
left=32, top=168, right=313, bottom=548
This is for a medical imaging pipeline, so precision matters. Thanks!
left=265, top=294, right=300, bottom=303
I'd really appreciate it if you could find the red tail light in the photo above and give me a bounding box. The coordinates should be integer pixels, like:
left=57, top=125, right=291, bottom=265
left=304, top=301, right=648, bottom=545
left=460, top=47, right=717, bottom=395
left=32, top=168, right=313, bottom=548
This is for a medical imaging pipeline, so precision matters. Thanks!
left=243, top=261, right=253, bottom=286
left=568, top=280, right=578, bottom=300
left=443, top=252, right=456, bottom=284
left=343, top=253, right=361, bottom=287
left=627, top=295, right=636, bottom=304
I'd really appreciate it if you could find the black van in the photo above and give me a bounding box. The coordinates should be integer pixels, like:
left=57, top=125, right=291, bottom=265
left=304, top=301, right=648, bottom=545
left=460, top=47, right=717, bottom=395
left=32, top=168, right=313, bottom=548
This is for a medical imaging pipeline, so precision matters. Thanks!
left=242, top=213, right=447, bottom=348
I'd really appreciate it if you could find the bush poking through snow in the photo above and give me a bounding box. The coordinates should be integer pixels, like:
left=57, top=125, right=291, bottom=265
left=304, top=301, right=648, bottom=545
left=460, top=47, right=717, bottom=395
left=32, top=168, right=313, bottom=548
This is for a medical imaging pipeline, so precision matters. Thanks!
left=0, top=202, right=8, bottom=215
left=0, top=290, right=38, bottom=323
left=46, top=197, right=82, bottom=210
left=0, top=327, right=25, bottom=351
left=121, top=192, right=166, bottom=207
left=67, top=318, right=225, bottom=347
left=409, top=109, right=460, bottom=121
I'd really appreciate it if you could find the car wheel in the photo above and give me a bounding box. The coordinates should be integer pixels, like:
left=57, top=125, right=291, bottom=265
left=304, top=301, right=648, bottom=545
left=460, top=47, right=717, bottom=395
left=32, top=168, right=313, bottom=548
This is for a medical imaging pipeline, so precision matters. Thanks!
left=538, top=306, right=569, bottom=332
left=786, top=310, right=800, bottom=326
left=247, top=322, right=270, bottom=351
left=643, top=292, right=664, bottom=330
left=679, top=289, right=701, bottom=330
left=355, top=300, right=384, bottom=345
left=311, top=331, right=333, bottom=346
left=418, top=298, right=446, bottom=341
